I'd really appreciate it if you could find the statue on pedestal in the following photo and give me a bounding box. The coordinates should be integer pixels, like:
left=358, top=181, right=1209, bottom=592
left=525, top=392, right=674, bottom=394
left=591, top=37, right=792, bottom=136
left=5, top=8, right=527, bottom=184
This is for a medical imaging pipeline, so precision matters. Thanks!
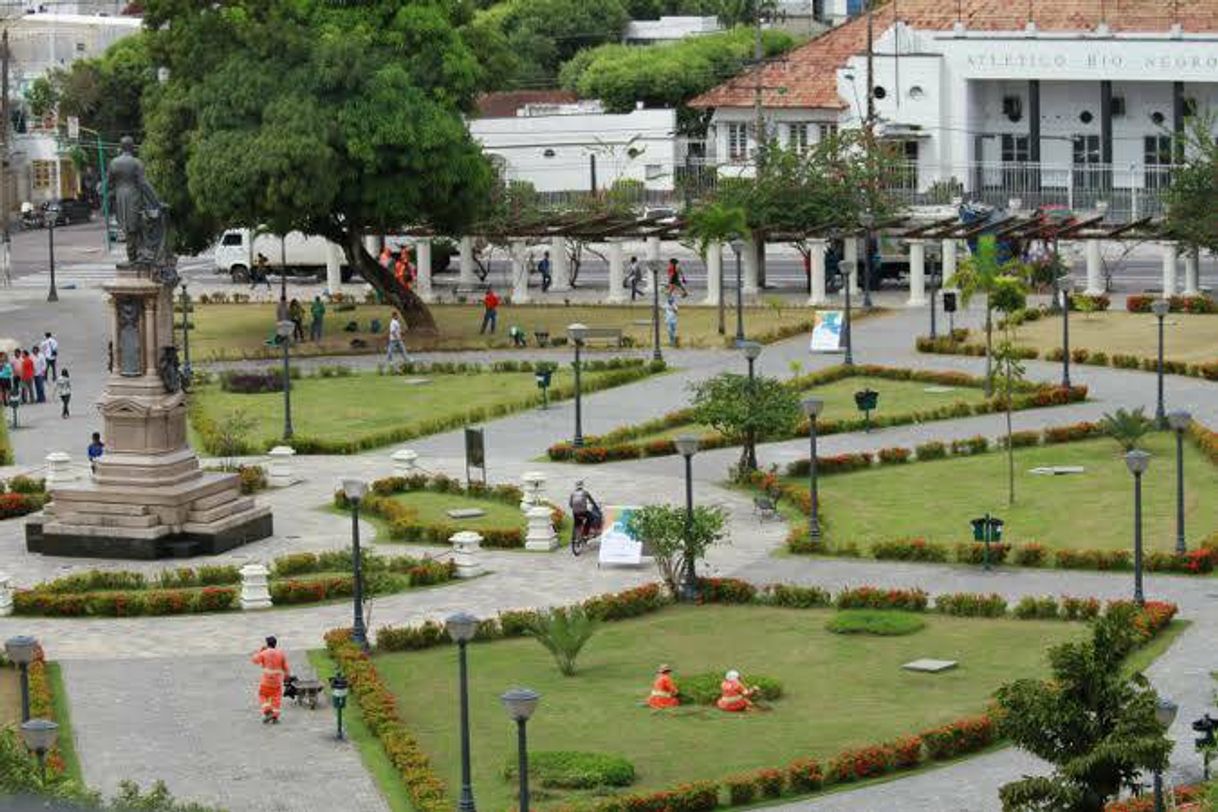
left=109, top=136, right=177, bottom=285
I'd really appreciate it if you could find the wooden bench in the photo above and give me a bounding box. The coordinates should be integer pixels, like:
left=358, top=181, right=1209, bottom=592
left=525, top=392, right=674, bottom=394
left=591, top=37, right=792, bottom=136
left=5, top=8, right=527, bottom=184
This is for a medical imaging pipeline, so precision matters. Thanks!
left=580, top=327, right=624, bottom=347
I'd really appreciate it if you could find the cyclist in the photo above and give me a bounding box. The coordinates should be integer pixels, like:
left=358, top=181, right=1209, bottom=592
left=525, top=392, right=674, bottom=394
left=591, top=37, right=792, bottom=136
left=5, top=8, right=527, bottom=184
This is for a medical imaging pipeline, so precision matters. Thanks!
left=569, top=480, right=602, bottom=542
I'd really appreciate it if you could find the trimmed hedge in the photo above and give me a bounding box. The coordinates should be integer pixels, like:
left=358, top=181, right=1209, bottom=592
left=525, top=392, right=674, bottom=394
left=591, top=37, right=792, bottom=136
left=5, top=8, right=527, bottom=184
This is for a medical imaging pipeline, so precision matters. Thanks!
left=503, top=750, right=636, bottom=789
left=0, top=475, right=48, bottom=519
left=826, top=610, right=925, bottom=636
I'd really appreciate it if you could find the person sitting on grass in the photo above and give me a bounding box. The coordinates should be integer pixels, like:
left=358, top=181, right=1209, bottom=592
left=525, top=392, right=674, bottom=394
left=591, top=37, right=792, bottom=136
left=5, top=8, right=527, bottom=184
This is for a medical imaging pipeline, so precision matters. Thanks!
left=716, top=669, right=755, bottom=713
left=509, top=324, right=527, bottom=348
left=647, top=664, right=680, bottom=709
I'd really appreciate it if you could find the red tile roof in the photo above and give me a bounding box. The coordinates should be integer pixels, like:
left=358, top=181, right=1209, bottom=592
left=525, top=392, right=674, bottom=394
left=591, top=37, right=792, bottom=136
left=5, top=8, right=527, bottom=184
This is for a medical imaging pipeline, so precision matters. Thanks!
left=474, top=91, right=579, bottom=119
left=690, top=0, right=1218, bottom=111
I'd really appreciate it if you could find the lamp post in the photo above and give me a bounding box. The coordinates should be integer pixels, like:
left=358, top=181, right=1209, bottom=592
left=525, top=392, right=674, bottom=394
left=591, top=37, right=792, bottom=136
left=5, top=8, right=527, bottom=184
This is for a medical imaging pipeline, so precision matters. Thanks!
left=179, top=283, right=192, bottom=388
left=447, top=612, right=480, bottom=812
left=276, top=319, right=294, bottom=440
left=842, top=260, right=855, bottom=366
left=1152, top=298, right=1169, bottom=428
left=674, top=435, right=699, bottom=602
left=1153, top=695, right=1179, bottom=812
left=648, top=261, right=663, bottom=362
left=567, top=323, right=587, bottom=448
left=1168, top=410, right=1191, bottom=554
left=1125, top=449, right=1150, bottom=606
left=47, top=216, right=57, bottom=303
left=342, top=478, right=370, bottom=650
left=717, top=244, right=726, bottom=335
left=929, top=256, right=938, bottom=340
left=19, top=718, right=57, bottom=783
left=5, top=635, right=37, bottom=722
left=730, top=238, right=745, bottom=345
left=742, top=341, right=762, bottom=471
left=501, top=688, right=541, bottom=812
left=859, top=212, right=875, bottom=310
left=802, top=398, right=824, bottom=541
left=328, top=671, right=348, bottom=740
left=1057, top=274, right=1073, bottom=389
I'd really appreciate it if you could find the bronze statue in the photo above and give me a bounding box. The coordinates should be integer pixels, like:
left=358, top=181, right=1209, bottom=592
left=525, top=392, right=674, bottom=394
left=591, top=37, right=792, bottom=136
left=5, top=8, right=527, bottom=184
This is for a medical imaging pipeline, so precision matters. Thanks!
left=108, top=136, right=173, bottom=272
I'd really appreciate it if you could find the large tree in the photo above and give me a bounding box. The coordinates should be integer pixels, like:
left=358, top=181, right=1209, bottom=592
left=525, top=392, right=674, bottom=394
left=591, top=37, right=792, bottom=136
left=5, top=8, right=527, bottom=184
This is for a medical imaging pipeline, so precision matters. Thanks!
left=47, top=32, right=154, bottom=142
left=1164, top=115, right=1218, bottom=255
left=141, top=0, right=494, bottom=330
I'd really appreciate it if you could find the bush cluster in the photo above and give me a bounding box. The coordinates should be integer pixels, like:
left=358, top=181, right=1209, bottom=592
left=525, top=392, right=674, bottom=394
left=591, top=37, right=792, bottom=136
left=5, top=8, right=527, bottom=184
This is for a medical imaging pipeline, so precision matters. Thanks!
left=502, top=750, right=635, bottom=789
left=834, top=587, right=929, bottom=612
left=826, top=610, right=926, bottom=636
left=0, top=475, right=48, bottom=519
left=872, top=538, right=949, bottom=562
left=14, top=586, right=238, bottom=617
left=676, top=672, right=783, bottom=706
left=1126, top=293, right=1217, bottom=314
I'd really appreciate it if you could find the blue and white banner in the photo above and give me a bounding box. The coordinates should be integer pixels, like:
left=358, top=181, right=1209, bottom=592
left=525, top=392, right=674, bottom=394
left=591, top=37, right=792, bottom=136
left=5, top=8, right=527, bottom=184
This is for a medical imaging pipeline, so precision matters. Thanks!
left=810, top=311, right=844, bottom=353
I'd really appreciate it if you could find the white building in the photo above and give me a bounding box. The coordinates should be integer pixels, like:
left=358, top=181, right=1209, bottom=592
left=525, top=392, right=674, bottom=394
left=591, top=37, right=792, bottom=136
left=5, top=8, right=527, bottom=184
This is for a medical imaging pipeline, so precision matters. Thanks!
left=692, top=0, right=1218, bottom=222
left=622, top=16, right=721, bottom=44
left=469, top=100, right=680, bottom=196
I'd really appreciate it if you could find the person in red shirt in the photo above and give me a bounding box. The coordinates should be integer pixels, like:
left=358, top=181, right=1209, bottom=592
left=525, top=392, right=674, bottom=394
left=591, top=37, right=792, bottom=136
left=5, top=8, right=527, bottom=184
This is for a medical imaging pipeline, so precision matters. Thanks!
left=647, top=664, right=680, bottom=709
left=19, top=350, right=35, bottom=404
left=480, top=287, right=500, bottom=334
left=251, top=636, right=291, bottom=724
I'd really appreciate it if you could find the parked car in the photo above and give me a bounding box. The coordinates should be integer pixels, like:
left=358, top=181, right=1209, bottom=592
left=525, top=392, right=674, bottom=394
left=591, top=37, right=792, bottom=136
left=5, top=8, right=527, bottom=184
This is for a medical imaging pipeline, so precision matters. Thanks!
left=40, top=198, right=93, bottom=227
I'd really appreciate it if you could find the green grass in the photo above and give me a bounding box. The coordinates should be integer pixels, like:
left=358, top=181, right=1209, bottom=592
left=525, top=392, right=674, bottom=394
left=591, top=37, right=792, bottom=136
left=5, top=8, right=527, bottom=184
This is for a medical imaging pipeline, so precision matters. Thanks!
left=190, top=368, right=632, bottom=453
left=308, top=651, right=412, bottom=812
left=389, top=491, right=530, bottom=532
left=1010, top=310, right=1218, bottom=365
left=46, top=663, right=83, bottom=785
left=826, top=610, right=927, bottom=636
left=0, top=415, right=10, bottom=464
left=374, top=604, right=1084, bottom=809
left=785, top=433, right=1218, bottom=553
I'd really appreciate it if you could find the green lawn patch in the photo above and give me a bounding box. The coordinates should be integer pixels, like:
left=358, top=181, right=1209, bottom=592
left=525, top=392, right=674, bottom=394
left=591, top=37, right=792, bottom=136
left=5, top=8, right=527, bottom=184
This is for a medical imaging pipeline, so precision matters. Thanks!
left=45, top=662, right=83, bottom=785
left=787, top=433, right=1218, bottom=556
left=373, top=604, right=1081, bottom=809
left=388, top=490, right=526, bottom=532
left=827, top=610, right=926, bottom=636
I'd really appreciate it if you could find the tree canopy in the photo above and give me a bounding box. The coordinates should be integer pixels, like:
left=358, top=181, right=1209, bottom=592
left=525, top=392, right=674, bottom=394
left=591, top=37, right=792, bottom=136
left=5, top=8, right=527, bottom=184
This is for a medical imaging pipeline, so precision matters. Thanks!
left=1165, top=116, right=1218, bottom=253
left=40, top=32, right=155, bottom=143
left=141, top=0, right=494, bottom=328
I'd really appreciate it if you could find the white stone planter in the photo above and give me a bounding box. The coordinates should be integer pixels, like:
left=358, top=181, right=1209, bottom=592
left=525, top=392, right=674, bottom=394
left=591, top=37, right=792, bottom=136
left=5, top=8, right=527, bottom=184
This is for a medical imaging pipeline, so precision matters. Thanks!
left=392, top=448, right=419, bottom=477
left=0, top=572, right=12, bottom=616
left=524, top=505, right=558, bottom=552
left=520, top=470, right=546, bottom=513
left=266, top=446, right=296, bottom=487
left=45, top=452, right=76, bottom=487
left=450, top=530, right=483, bottom=579
left=240, top=563, right=272, bottom=610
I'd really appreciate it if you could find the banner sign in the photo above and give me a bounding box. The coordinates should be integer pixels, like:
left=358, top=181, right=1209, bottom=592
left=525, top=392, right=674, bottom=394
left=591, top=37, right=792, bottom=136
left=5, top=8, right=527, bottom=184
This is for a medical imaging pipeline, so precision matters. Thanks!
left=810, top=311, right=843, bottom=352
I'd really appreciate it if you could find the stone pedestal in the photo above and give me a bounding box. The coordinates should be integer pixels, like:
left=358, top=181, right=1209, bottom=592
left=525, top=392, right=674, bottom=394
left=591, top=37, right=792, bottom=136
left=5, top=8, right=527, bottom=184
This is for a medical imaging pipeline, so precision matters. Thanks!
left=240, top=563, right=272, bottom=610
left=0, top=573, right=12, bottom=616
left=27, top=260, right=272, bottom=559
left=266, top=446, right=296, bottom=487
left=520, top=471, right=546, bottom=513
left=392, top=448, right=419, bottom=477
left=525, top=506, right=558, bottom=552
left=450, top=530, right=483, bottom=579
left=45, top=452, right=77, bottom=487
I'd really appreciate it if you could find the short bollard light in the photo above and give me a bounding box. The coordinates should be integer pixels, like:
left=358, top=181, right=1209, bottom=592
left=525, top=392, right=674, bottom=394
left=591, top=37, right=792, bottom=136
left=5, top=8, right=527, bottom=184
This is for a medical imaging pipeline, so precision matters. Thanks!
left=854, top=388, right=879, bottom=432
left=329, top=671, right=349, bottom=740
left=1154, top=696, right=1179, bottom=812
left=534, top=363, right=555, bottom=411
left=19, top=718, right=57, bottom=782
left=1193, top=713, right=1218, bottom=779
left=970, top=514, right=1004, bottom=571
left=502, top=687, right=541, bottom=812
left=6, top=635, right=38, bottom=722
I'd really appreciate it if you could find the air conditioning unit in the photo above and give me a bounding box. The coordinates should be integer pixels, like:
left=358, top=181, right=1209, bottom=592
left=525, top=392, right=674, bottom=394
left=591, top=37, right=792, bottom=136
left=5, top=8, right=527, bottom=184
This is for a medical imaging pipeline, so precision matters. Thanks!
left=1002, top=95, right=1023, bottom=123
left=1111, top=96, right=1126, bottom=117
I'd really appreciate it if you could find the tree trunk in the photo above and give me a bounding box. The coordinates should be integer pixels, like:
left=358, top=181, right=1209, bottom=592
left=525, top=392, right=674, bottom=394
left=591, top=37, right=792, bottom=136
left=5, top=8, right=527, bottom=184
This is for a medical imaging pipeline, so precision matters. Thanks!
left=1006, top=367, right=1015, bottom=506
left=984, top=301, right=993, bottom=397
left=341, top=230, right=437, bottom=333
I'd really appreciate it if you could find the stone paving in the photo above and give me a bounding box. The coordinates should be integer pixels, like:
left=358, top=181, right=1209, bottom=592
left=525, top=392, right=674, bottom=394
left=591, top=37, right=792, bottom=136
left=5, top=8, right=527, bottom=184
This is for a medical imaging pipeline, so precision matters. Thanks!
left=1, top=286, right=1215, bottom=810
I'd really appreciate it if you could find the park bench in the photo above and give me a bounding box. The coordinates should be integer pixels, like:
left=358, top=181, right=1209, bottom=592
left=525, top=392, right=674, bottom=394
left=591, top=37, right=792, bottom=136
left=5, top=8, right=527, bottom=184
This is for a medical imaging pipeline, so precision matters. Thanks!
left=579, top=327, right=624, bottom=347
left=753, top=495, right=779, bottom=522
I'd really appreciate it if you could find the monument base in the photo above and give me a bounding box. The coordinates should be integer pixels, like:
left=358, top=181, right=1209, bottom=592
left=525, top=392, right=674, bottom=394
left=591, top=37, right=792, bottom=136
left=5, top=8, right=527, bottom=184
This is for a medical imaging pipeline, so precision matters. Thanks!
left=26, top=470, right=273, bottom=560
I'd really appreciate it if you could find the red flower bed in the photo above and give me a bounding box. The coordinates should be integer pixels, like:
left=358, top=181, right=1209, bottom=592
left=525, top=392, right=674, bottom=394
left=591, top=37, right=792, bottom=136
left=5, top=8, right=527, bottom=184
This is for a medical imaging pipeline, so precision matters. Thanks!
left=1105, top=784, right=1202, bottom=811
left=835, top=586, right=929, bottom=611
left=826, top=743, right=897, bottom=782
left=920, top=715, right=996, bottom=759
left=698, top=578, right=758, bottom=605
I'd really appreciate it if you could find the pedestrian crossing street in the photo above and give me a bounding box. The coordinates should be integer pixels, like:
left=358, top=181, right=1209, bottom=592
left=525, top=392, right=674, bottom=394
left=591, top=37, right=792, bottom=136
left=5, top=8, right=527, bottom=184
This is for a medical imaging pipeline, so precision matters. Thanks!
left=7, top=257, right=214, bottom=289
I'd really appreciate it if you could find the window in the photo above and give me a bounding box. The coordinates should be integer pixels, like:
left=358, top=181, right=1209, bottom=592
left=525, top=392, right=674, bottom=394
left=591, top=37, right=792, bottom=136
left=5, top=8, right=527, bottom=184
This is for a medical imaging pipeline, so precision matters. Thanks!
left=819, top=123, right=838, bottom=142
left=32, top=160, right=54, bottom=190
left=1072, top=135, right=1104, bottom=192
left=1001, top=135, right=1030, bottom=163
left=727, top=123, right=749, bottom=161
left=644, top=164, right=663, bottom=180
left=221, top=232, right=244, bottom=247
left=1144, top=135, right=1174, bottom=189
left=787, top=122, right=811, bottom=153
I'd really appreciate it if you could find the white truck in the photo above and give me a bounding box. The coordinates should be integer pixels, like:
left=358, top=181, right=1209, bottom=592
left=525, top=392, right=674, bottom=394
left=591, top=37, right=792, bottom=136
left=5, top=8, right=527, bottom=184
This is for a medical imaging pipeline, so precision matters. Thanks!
left=213, top=228, right=348, bottom=283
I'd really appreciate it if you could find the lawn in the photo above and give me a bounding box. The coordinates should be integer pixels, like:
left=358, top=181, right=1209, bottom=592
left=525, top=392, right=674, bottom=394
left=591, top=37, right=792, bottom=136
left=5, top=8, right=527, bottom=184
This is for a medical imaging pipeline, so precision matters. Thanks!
left=190, top=302, right=820, bottom=360
left=0, top=667, right=19, bottom=726
left=190, top=366, right=649, bottom=454
left=787, top=433, right=1218, bottom=552
left=388, top=490, right=526, bottom=532
left=375, top=604, right=1083, bottom=809
left=630, top=376, right=990, bottom=442
left=1009, top=311, right=1218, bottom=365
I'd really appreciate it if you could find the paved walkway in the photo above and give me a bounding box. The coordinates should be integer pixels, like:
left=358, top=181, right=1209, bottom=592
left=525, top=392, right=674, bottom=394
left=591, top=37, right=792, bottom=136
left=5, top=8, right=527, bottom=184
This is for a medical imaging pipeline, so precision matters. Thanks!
left=1, top=290, right=1216, bottom=810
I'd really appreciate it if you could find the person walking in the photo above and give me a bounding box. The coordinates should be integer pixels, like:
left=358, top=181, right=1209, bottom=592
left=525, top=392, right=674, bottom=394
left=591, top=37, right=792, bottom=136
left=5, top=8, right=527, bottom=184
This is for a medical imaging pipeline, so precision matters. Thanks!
left=664, top=295, right=679, bottom=347
left=538, top=250, right=552, bottom=293
left=18, top=350, right=35, bottom=404
left=666, top=258, right=688, bottom=297
left=31, top=346, right=46, bottom=403
left=309, top=296, right=325, bottom=341
left=55, top=368, right=71, bottom=418
left=288, top=299, right=305, bottom=342
left=480, top=287, right=500, bottom=334
left=0, top=352, right=11, bottom=407
left=385, top=313, right=410, bottom=365
left=87, top=432, right=105, bottom=471
left=628, top=256, right=643, bottom=301
left=41, top=332, right=58, bottom=381
left=252, top=253, right=273, bottom=291
left=250, top=636, right=291, bottom=724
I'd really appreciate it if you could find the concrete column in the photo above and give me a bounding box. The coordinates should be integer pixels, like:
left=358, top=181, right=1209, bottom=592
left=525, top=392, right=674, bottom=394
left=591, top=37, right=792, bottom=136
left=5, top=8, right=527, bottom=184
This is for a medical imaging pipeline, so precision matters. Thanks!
left=414, top=238, right=433, bottom=302
left=807, top=239, right=828, bottom=306
left=1161, top=241, right=1179, bottom=297
left=642, top=236, right=662, bottom=293
left=325, top=244, right=342, bottom=295
left=240, top=564, right=272, bottom=610
left=1184, top=248, right=1200, bottom=296
left=844, top=239, right=861, bottom=295
left=742, top=238, right=760, bottom=295
left=458, top=236, right=476, bottom=287
left=450, top=530, right=483, bottom=578
left=941, top=238, right=958, bottom=283
left=703, top=242, right=723, bottom=306
left=45, top=451, right=76, bottom=486
left=607, top=240, right=626, bottom=303
left=1084, top=239, right=1103, bottom=295
left=266, top=446, right=296, bottom=487
left=907, top=239, right=927, bottom=306
left=391, top=448, right=419, bottom=476
left=550, top=236, right=571, bottom=292
left=525, top=506, right=558, bottom=552
left=0, top=573, right=11, bottom=616
left=510, top=239, right=530, bottom=304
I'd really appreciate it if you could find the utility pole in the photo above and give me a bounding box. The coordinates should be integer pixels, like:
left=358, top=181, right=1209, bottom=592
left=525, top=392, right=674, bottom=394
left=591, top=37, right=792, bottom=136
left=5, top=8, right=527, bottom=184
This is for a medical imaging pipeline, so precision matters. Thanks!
left=1, top=27, right=10, bottom=284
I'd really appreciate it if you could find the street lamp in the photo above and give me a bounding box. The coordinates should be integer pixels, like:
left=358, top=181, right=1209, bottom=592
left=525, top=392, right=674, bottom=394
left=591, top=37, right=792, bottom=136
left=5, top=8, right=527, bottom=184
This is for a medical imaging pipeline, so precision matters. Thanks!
left=447, top=612, right=480, bottom=812
left=567, top=323, right=587, bottom=448
left=742, top=341, right=762, bottom=471
left=501, top=688, right=541, bottom=812
left=342, top=477, right=370, bottom=650
left=179, top=283, right=193, bottom=389
left=1151, top=298, right=1169, bottom=428
left=1125, top=449, right=1151, bottom=606
left=648, top=261, right=663, bottom=362
left=1057, top=274, right=1073, bottom=389
left=717, top=244, right=726, bottom=335
left=730, top=238, right=745, bottom=345
left=859, top=211, right=875, bottom=310
left=19, top=718, right=57, bottom=783
left=47, top=216, right=57, bottom=303
left=6, top=636, right=37, bottom=721
left=276, top=319, right=295, bottom=440
left=328, top=671, right=348, bottom=740
left=673, top=434, right=699, bottom=602
left=842, top=260, right=855, bottom=366
left=802, top=398, right=824, bottom=541
left=1168, top=410, right=1191, bottom=554
left=1154, top=695, right=1179, bottom=812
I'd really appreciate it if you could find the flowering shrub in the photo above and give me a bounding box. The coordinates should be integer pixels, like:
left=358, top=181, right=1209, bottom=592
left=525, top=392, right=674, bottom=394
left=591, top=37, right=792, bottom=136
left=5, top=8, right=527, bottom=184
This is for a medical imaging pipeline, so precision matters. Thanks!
left=1013, top=595, right=1060, bottom=619
left=583, top=583, right=671, bottom=621
left=1000, top=430, right=1042, bottom=449
left=955, top=542, right=1011, bottom=565
left=724, top=775, right=756, bottom=806
left=1056, top=549, right=1132, bottom=570
left=826, top=743, right=896, bottom=782
left=934, top=592, right=1007, bottom=617
left=1043, top=421, right=1102, bottom=443
left=592, top=782, right=720, bottom=812
left=757, top=583, right=831, bottom=608
left=920, top=715, right=996, bottom=760
left=753, top=768, right=784, bottom=798
left=1104, top=784, right=1202, bottom=811
left=1069, top=293, right=1110, bottom=311
left=915, top=440, right=947, bottom=460
left=877, top=447, right=911, bottom=465
left=0, top=492, right=46, bottom=520
left=1012, top=543, right=1048, bottom=567
left=1061, top=596, right=1101, bottom=621
left=949, top=436, right=989, bottom=455
left=786, top=759, right=824, bottom=792
left=835, top=586, right=928, bottom=612
left=872, top=538, right=949, bottom=562
left=698, top=578, right=757, bottom=604
left=1144, top=548, right=1215, bottom=574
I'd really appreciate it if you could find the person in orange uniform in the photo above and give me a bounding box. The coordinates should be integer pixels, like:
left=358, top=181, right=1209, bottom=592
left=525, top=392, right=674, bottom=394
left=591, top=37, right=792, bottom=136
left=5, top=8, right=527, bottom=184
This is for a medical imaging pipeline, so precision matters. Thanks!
left=647, top=664, right=680, bottom=709
left=251, top=635, right=291, bottom=724
left=716, top=669, right=754, bottom=713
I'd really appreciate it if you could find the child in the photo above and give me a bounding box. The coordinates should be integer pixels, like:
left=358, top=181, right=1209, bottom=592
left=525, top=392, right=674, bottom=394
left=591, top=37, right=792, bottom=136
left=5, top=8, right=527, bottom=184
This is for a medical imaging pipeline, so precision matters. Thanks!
left=55, top=368, right=71, bottom=418
left=87, top=432, right=105, bottom=472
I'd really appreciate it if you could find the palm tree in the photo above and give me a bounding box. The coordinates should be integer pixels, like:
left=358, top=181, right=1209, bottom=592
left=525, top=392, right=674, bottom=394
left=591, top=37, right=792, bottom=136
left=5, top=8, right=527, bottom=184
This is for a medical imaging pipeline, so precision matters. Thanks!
left=948, top=235, right=1025, bottom=396
left=1100, top=408, right=1154, bottom=452
left=529, top=607, right=599, bottom=676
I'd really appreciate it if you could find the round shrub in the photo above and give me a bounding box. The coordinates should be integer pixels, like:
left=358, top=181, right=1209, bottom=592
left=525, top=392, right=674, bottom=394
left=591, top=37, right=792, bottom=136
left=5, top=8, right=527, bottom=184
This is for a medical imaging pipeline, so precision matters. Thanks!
left=826, top=610, right=926, bottom=636
left=502, top=751, right=635, bottom=789
left=676, top=672, right=783, bottom=705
